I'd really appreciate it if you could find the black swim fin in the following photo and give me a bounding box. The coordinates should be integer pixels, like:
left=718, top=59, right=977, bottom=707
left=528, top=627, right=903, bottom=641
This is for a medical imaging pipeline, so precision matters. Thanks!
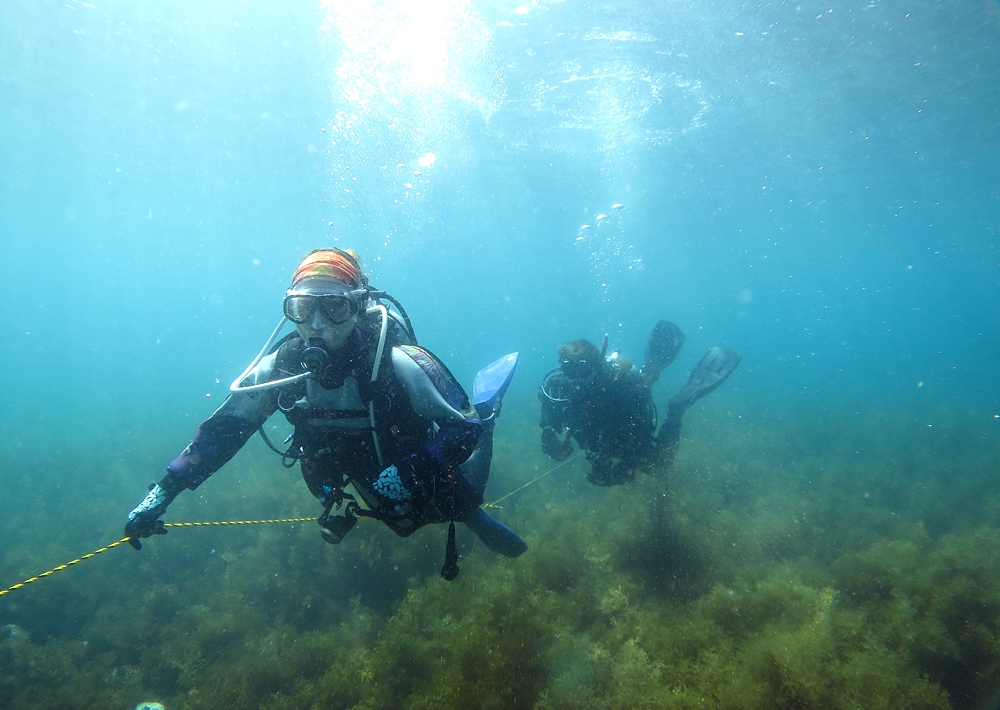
left=640, top=320, right=686, bottom=386
left=463, top=507, right=528, bottom=557
left=668, top=347, right=741, bottom=413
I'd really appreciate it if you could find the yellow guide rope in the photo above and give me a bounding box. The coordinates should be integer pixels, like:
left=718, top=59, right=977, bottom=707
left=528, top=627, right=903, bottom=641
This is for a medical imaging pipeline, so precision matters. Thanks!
left=483, top=457, right=575, bottom=509
left=163, top=517, right=315, bottom=529
left=0, top=458, right=575, bottom=598
left=0, top=517, right=315, bottom=597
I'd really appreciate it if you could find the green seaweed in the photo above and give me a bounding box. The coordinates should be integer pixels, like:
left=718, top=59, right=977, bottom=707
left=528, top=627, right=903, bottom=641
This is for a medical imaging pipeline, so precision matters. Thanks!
left=2, top=397, right=1000, bottom=708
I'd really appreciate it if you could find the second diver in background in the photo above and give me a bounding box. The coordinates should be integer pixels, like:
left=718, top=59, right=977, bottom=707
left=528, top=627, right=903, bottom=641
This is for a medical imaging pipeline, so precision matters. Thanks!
left=538, top=321, right=740, bottom=486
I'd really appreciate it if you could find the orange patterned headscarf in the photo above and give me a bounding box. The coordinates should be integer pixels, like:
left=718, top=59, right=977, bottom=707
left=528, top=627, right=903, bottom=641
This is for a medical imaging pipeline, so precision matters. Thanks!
left=291, top=249, right=363, bottom=289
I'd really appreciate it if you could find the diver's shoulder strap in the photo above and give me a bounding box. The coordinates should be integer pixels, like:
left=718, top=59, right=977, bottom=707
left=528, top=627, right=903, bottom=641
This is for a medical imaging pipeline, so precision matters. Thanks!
left=359, top=307, right=414, bottom=350
left=356, top=306, right=418, bottom=391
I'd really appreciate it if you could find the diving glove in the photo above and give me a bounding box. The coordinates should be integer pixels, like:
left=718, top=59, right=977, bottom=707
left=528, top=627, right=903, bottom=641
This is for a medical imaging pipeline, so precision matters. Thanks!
left=541, top=427, right=573, bottom=461
left=124, top=480, right=180, bottom=550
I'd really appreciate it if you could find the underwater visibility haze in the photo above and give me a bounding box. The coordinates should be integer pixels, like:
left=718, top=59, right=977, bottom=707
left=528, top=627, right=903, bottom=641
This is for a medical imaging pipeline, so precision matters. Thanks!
left=3, top=0, right=1000, bottom=708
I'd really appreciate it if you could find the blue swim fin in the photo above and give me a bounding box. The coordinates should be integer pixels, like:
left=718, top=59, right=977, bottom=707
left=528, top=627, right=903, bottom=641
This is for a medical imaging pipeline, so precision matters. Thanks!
left=472, top=352, right=518, bottom=420
left=464, top=507, right=528, bottom=557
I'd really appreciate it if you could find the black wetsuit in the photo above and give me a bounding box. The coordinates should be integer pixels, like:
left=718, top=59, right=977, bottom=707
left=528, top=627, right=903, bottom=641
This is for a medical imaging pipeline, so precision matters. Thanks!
left=539, top=365, right=681, bottom=486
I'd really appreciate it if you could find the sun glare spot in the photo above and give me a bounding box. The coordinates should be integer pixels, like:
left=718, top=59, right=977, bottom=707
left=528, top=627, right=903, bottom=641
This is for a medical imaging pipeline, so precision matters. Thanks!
left=320, top=0, right=502, bottom=119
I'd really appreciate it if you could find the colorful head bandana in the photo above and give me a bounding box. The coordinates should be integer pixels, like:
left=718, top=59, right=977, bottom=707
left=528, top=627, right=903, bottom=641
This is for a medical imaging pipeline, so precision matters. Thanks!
left=291, top=249, right=363, bottom=289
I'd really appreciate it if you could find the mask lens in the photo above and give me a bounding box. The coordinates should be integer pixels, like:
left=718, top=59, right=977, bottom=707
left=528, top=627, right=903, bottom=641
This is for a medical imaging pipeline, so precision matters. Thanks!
left=283, top=295, right=315, bottom=323
left=319, top=294, right=355, bottom=324
left=561, top=360, right=593, bottom=380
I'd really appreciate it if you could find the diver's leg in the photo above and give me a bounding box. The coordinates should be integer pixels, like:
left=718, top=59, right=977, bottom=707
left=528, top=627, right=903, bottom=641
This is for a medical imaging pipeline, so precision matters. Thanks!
left=654, top=408, right=684, bottom=469
left=456, top=425, right=528, bottom=557
left=457, top=418, right=494, bottom=503
left=654, top=347, right=740, bottom=470
left=461, top=350, right=518, bottom=499
left=459, top=352, right=528, bottom=555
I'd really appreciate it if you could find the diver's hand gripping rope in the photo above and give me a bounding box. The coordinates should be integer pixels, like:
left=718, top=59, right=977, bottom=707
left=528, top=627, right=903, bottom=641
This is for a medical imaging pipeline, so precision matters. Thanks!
left=2, top=455, right=575, bottom=597
left=0, top=517, right=315, bottom=597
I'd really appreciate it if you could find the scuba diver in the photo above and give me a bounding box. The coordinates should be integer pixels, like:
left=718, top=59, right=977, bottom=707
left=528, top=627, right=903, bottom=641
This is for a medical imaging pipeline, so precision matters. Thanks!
left=538, top=321, right=741, bottom=487
left=124, top=248, right=526, bottom=580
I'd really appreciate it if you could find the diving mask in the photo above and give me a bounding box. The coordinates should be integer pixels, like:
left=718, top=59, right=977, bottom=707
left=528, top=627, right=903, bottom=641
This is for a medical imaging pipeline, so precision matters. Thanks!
left=560, top=359, right=595, bottom=381
left=283, top=289, right=366, bottom=325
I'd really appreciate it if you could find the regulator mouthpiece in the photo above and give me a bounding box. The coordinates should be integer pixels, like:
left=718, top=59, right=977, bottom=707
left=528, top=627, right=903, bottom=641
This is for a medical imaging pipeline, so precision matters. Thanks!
left=300, top=340, right=331, bottom=372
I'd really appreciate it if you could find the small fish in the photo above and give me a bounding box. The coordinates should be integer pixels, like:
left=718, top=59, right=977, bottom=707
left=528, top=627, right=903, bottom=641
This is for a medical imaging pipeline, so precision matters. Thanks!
left=611, top=203, right=625, bottom=211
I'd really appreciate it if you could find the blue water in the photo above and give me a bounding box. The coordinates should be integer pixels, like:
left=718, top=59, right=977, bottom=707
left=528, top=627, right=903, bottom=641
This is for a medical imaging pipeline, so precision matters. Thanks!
left=2, top=1, right=1000, bottom=707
